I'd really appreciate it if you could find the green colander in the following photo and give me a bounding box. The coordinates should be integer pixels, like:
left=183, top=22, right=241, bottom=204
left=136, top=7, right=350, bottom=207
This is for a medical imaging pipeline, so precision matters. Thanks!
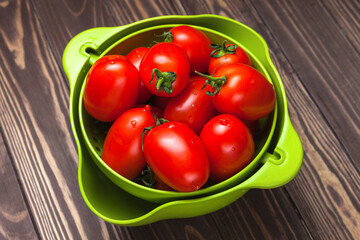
left=77, top=24, right=277, bottom=203
left=63, top=14, right=303, bottom=225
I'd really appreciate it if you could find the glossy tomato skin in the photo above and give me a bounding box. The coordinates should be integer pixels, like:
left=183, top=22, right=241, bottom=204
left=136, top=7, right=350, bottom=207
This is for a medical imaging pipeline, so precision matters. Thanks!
left=126, top=47, right=153, bottom=103
left=209, top=44, right=252, bottom=74
left=102, top=105, right=156, bottom=180
left=84, top=55, right=139, bottom=122
left=212, top=63, right=276, bottom=121
left=143, top=122, right=210, bottom=192
left=170, top=25, right=212, bottom=74
left=140, top=42, right=190, bottom=97
left=200, top=114, right=254, bottom=182
left=164, top=76, right=217, bottom=134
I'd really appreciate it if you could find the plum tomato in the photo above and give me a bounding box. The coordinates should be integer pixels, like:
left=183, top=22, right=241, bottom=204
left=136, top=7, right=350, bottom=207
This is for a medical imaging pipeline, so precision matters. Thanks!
left=163, top=25, right=212, bottom=74
left=164, top=75, right=218, bottom=134
left=126, top=47, right=153, bottom=103
left=200, top=114, right=254, bottom=182
left=101, top=105, right=156, bottom=180
left=84, top=55, right=140, bottom=122
left=196, top=63, right=276, bottom=121
left=140, top=42, right=190, bottom=97
left=209, top=41, right=252, bottom=74
left=143, top=122, right=210, bottom=192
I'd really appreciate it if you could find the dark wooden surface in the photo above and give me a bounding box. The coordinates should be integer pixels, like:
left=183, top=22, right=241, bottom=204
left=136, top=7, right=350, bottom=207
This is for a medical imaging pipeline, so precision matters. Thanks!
left=0, top=0, right=359, bottom=239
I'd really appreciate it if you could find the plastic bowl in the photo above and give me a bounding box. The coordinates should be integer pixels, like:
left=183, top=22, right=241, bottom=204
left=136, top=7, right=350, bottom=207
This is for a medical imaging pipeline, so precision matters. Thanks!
left=63, top=15, right=302, bottom=208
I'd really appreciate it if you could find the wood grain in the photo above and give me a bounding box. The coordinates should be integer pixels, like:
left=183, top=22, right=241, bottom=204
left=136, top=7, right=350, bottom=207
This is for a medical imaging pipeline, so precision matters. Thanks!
left=0, top=133, right=38, bottom=239
left=210, top=189, right=311, bottom=240
left=251, top=0, right=360, bottom=167
left=131, top=216, right=223, bottom=240
left=30, top=0, right=117, bottom=73
left=0, top=0, right=131, bottom=239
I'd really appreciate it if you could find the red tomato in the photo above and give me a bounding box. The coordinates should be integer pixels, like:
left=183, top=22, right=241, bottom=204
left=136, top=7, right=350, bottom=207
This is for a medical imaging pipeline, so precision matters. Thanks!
left=102, top=105, right=156, bottom=180
left=200, top=114, right=254, bottom=182
left=197, top=63, right=276, bottom=121
left=143, top=122, right=210, bottom=192
left=164, top=25, right=212, bottom=74
left=164, top=75, right=218, bottom=134
left=140, top=42, right=190, bottom=97
left=126, top=47, right=153, bottom=103
left=84, top=55, right=139, bottom=122
left=209, top=42, right=252, bottom=74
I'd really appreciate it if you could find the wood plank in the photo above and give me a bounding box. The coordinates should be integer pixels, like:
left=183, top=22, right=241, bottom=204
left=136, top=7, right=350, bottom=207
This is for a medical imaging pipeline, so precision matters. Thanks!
left=131, top=217, right=224, bottom=240
left=30, top=0, right=117, bottom=71
left=0, top=133, right=38, bottom=239
left=178, top=0, right=360, bottom=239
left=321, top=0, right=360, bottom=51
left=0, top=1, right=131, bottom=239
left=210, top=189, right=311, bottom=240
left=251, top=0, right=360, bottom=168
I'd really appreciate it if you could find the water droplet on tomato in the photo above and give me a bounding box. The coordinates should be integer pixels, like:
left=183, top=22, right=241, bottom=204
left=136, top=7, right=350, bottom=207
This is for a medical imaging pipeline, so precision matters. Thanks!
left=231, top=147, right=236, bottom=151
left=219, top=118, right=229, bottom=126
left=110, top=61, right=115, bottom=64
left=168, top=124, right=175, bottom=129
left=137, top=55, right=141, bottom=58
left=143, top=104, right=151, bottom=112
left=131, top=120, right=137, bottom=128
left=193, top=91, right=197, bottom=95
left=190, top=140, right=194, bottom=144
left=191, top=104, right=195, bottom=108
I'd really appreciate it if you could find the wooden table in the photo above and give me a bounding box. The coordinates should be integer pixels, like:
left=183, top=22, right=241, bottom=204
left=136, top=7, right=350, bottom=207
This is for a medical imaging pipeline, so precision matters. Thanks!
left=1, top=0, right=359, bottom=239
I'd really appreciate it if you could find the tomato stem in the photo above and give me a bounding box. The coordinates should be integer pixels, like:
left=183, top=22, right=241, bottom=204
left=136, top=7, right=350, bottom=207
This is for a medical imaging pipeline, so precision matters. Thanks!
left=141, top=115, right=169, bottom=152
left=134, top=165, right=156, bottom=188
left=210, top=40, right=237, bottom=58
left=150, top=68, right=177, bottom=94
left=195, top=71, right=227, bottom=96
left=160, top=31, right=173, bottom=42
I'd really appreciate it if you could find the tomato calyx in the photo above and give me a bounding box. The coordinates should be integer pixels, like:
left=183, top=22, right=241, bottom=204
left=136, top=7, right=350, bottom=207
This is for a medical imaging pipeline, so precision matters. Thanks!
left=210, top=40, right=237, bottom=58
left=150, top=68, right=177, bottom=94
left=141, top=116, right=169, bottom=151
left=195, top=71, right=227, bottom=96
left=134, top=165, right=156, bottom=188
left=160, top=31, right=174, bottom=42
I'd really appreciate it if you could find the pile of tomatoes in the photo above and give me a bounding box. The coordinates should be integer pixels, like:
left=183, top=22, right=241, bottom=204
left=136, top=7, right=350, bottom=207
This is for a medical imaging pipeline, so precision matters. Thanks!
left=83, top=25, right=276, bottom=192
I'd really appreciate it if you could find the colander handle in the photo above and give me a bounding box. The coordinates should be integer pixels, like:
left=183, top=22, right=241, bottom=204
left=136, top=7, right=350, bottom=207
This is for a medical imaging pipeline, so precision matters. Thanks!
left=241, top=117, right=303, bottom=189
left=62, top=26, right=125, bottom=92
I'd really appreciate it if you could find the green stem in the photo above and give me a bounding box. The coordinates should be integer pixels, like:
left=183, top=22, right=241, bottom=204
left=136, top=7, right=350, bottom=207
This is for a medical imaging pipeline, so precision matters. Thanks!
left=195, top=71, right=227, bottom=96
left=150, top=68, right=177, bottom=94
left=210, top=40, right=237, bottom=58
left=134, top=165, right=156, bottom=188
left=159, top=31, right=173, bottom=42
